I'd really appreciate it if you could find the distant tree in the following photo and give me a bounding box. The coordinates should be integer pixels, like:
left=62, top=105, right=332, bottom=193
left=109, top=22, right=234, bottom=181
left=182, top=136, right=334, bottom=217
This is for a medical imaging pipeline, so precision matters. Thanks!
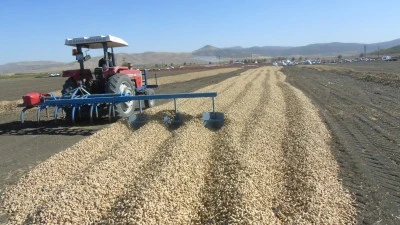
left=170, top=63, right=174, bottom=66
left=183, top=62, right=187, bottom=66
left=359, top=53, right=364, bottom=58
left=299, top=56, right=303, bottom=61
left=209, top=61, right=212, bottom=64
left=291, top=57, right=296, bottom=61
left=155, top=64, right=159, bottom=68
left=338, top=55, right=342, bottom=59
left=305, top=57, right=308, bottom=60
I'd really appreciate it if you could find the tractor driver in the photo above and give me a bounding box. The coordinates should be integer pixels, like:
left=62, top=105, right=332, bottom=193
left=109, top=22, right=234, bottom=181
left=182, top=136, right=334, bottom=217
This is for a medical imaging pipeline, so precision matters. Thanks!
left=98, top=57, right=106, bottom=67
left=98, top=52, right=114, bottom=68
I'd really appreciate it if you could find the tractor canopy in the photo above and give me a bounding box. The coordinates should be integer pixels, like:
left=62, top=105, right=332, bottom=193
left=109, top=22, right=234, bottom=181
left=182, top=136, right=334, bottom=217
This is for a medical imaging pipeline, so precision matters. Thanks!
left=65, top=35, right=128, bottom=49
left=64, top=35, right=128, bottom=75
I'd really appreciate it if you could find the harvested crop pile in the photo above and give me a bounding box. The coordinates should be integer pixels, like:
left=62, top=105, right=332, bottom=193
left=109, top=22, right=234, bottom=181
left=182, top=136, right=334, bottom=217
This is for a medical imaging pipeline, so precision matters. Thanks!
left=0, top=90, right=62, bottom=114
left=1, top=67, right=355, bottom=224
left=148, top=67, right=239, bottom=85
left=0, top=100, right=19, bottom=113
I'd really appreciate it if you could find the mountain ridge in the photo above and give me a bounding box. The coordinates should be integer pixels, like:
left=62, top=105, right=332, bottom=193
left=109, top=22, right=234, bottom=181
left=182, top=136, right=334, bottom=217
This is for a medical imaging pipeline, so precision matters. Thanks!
left=193, top=38, right=400, bottom=57
left=0, top=52, right=201, bottom=75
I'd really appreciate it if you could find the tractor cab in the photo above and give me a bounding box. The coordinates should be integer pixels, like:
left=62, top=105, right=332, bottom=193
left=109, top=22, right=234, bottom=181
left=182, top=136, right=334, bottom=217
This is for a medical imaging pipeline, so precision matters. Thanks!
left=62, top=35, right=146, bottom=94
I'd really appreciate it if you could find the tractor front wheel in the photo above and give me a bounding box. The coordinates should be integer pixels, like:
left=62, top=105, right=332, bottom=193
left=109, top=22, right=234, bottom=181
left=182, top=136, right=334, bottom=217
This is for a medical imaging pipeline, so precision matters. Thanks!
left=106, top=74, right=135, bottom=117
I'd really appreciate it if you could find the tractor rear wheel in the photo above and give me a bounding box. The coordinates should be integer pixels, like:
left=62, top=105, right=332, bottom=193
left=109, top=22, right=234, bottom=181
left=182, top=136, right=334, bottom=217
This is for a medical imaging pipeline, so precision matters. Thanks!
left=106, top=74, right=135, bottom=117
left=61, top=78, right=77, bottom=119
left=61, top=78, right=77, bottom=95
left=144, top=88, right=156, bottom=108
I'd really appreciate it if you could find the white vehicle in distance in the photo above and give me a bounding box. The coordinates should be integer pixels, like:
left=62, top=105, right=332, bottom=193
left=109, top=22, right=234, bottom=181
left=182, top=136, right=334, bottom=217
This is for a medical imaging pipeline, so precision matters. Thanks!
left=49, top=73, right=61, bottom=77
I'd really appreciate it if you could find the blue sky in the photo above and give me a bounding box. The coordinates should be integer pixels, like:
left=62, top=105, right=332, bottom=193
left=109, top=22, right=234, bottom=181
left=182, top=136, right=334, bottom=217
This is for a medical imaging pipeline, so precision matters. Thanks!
left=0, top=0, right=399, bottom=64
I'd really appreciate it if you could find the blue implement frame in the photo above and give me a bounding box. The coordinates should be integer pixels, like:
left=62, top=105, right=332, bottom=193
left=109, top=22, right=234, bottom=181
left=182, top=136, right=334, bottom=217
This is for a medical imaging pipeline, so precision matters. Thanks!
left=20, top=90, right=223, bottom=128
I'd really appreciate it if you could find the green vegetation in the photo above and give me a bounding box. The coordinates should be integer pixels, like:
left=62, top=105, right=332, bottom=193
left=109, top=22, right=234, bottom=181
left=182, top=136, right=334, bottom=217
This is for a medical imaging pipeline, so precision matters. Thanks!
left=371, top=45, right=400, bottom=55
left=241, top=58, right=267, bottom=63
left=0, top=73, right=49, bottom=79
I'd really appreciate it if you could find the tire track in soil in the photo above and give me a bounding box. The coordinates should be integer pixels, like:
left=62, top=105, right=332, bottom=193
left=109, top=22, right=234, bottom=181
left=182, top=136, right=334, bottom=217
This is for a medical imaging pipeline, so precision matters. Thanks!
left=2, top=70, right=250, bottom=224
left=328, top=91, right=399, bottom=136
left=323, top=94, right=400, bottom=170
left=96, top=69, right=261, bottom=224
left=327, top=111, right=400, bottom=224
left=353, top=114, right=400, bottom=166
left=195, top=69, right=268, bottom=224
left=345, top=117, right=400, bottom=202
left=320, top=92, right=400, bottom=204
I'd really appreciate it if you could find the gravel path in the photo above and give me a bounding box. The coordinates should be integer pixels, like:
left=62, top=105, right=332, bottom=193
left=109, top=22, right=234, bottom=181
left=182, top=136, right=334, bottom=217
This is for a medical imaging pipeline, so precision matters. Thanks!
left=1, top=67, right=355, bottom=224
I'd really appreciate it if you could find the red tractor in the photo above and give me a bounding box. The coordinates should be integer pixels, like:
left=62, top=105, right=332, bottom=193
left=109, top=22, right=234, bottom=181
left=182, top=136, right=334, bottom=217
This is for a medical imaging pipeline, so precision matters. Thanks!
left=62, top=35, right=157, bottom=118
left=20, top=35, right=223, bottom=128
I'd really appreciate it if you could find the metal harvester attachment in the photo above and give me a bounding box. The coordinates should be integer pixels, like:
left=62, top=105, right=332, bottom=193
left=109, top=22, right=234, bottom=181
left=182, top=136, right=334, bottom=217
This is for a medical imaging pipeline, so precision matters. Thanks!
left=20, top=89, right=224, bottom=129
left=127, top=92, right=224, bottom=129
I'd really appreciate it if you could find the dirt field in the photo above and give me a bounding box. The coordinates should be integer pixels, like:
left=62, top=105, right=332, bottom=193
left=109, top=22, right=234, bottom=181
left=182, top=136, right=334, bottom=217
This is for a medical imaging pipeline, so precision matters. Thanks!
left=282, top=65, right=400, bottom=224
left=321, top=60, right=400, bottom=75
left=0, top=67, right=355, bottom=224
left=0, top=77, right=64, bottom=101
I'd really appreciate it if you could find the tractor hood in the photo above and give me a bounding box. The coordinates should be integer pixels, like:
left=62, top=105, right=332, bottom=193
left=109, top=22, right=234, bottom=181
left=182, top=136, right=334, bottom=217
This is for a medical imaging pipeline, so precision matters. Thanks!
left=65, top=35, right=128, bottom=49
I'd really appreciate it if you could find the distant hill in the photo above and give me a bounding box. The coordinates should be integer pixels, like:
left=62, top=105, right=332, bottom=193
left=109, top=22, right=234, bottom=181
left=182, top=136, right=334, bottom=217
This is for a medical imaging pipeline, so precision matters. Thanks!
left=0, top=52, right=203, bottom=75
left=370, top=45, right=400, bottom=55
left=0, top=61, right=68, bottom=74
left=193, top=38, right=400, bottom=58
left=193, top=45, right=290, bottom=57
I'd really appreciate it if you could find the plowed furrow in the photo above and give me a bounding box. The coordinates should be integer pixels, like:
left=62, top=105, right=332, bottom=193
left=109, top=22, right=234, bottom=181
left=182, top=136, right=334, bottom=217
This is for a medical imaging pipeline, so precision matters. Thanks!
left=195, top=70, right=266, bottom=224
left=232, top=68, right=286, bottom=223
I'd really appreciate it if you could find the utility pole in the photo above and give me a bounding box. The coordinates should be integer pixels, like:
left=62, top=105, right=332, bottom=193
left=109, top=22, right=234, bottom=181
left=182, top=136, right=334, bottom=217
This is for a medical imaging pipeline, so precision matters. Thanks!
left=378, top=46, right=380, bottom=58
left=364, top=45, right=367, bottom=58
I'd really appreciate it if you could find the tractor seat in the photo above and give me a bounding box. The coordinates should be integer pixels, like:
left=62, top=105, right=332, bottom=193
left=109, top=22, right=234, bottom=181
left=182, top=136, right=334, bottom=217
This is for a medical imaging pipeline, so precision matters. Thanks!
left=94, top=67, right=103, bottom=80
